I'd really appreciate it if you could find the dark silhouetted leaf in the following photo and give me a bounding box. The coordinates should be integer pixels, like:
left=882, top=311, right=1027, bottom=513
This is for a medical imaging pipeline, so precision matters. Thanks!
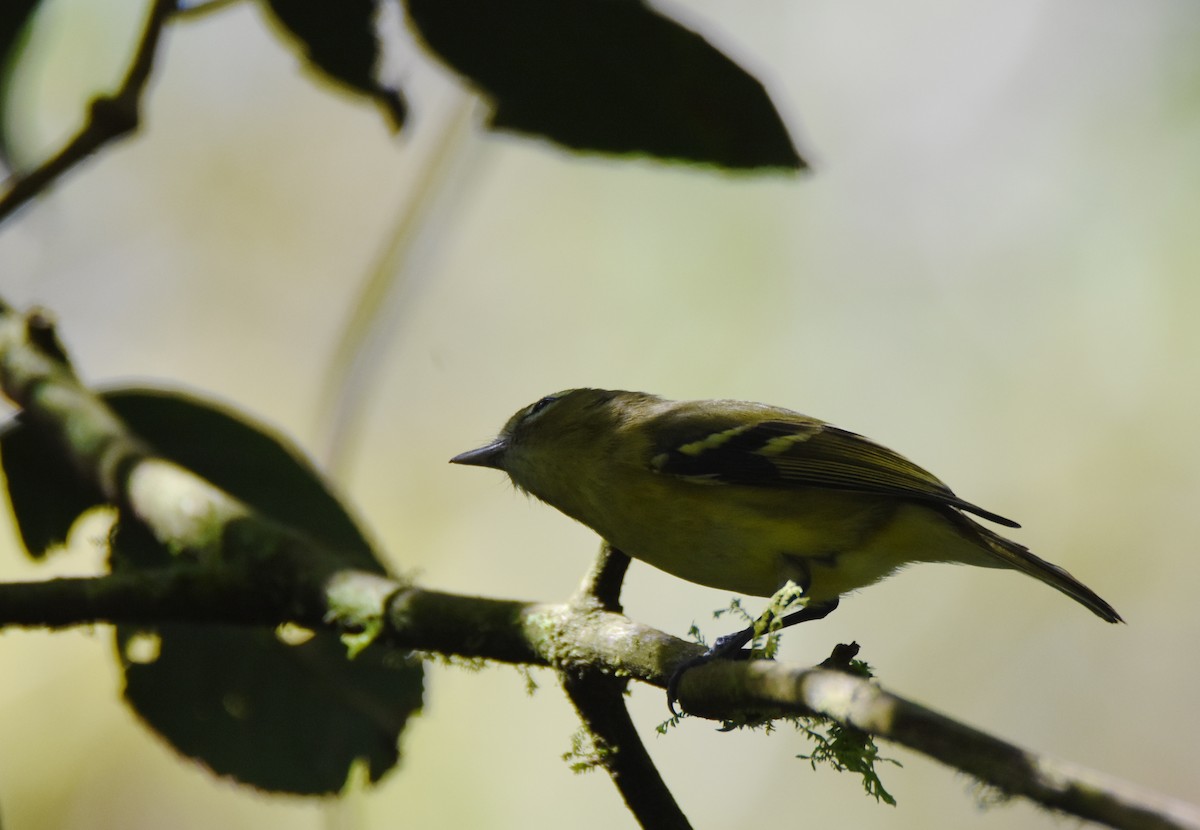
left=104, top=387, right=381, bottom=565
left=265, top=0, right=407, bottom=130
left=1, top=385, right=383, bottom=562
left=0, top=0, right=44, bottom=165
left=0, top=384, right=424, bottom=793
left=405, top=0, right=804, bottom=170
left=122, top=618, right=420, bottom=793
left=118, top=512, right=420, bottom=794
left=102, top=388, right=421, bottom=794
left=0, top=408, right=106, bottom=558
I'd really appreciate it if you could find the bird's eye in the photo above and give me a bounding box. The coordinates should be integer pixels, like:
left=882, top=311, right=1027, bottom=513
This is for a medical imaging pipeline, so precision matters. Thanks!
left=527, top=394, right=561, bottom=418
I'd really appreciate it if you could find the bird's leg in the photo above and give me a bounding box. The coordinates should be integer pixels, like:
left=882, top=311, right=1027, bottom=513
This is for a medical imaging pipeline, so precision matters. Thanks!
left=666, top=587, right=841, bottom=714
left=751, top=579, right=810, bottom=656
left=776, top=596, right=840, bottom=629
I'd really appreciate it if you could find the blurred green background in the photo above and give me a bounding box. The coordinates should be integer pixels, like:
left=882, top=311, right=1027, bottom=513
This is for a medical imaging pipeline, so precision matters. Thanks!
left=1, top=0, right=1198, bottom=828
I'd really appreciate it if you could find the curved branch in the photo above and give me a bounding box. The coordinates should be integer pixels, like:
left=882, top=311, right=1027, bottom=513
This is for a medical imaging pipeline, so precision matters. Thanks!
left=1, top=562, right=1197, bottom=830
left=0, top=296, right=1196, bottom=830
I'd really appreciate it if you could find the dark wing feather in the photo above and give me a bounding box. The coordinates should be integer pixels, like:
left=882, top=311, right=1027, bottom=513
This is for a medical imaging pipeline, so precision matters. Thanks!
left=650, top=418, right=1019, bottom=528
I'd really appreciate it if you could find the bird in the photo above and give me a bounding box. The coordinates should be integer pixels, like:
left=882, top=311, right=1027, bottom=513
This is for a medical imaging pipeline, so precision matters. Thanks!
left=450, top=388, right=1122, bottom=706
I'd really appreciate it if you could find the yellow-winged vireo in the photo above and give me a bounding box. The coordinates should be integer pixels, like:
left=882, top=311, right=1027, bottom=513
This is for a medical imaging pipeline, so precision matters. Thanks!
left=451, top=389, right=1122, bottom=705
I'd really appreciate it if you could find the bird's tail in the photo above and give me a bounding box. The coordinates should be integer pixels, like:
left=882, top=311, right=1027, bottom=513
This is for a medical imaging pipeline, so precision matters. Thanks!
left=962, top=517, right=1123, bottom=623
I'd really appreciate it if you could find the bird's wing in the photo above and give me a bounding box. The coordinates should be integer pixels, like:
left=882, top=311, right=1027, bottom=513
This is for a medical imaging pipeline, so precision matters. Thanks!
left=649, top=417, right=1019, bottom=528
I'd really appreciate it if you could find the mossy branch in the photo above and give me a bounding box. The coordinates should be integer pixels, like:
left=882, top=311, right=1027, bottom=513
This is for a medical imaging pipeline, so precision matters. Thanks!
left=0, top=297, right=1196, bottom=830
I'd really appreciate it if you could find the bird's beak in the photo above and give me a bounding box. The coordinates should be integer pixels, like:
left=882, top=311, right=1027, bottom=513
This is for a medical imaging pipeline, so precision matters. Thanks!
left=449, top=439, right=508, bottom=470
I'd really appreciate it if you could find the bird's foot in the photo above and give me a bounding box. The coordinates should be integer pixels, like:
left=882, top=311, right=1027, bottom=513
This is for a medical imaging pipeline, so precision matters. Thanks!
left=666, top=629, right=755, bottom=715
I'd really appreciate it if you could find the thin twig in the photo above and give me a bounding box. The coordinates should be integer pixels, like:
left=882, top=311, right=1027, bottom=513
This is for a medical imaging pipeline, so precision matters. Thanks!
left=677, top=660, right=1200, bottom=830
left=0, top=0, right=178, bottom=226
left=562, top=671, right=693, bottom=830
left=573, top=542, right=631, bottom=612
left=564, top=543, right=690, bottom=828
left=315, top=95, right=481, bottom=475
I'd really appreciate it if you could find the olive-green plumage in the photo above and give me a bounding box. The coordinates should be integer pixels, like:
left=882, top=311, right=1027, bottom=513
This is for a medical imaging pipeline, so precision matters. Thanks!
left=451, top=389, right=1121, bottom=624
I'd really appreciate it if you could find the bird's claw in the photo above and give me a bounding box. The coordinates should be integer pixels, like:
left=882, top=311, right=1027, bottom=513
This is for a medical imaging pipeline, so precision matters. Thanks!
left=665, top=637, right=756, bottom=715
left=666, top=653, right=709, bottom=716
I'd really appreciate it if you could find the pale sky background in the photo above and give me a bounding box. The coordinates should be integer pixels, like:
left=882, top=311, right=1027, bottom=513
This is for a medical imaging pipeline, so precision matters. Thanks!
left=0, top=1, right=1198, bottom=828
